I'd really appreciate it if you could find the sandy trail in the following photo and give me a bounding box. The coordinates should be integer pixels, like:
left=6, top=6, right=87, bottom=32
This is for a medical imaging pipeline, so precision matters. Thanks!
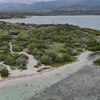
left=9, top=42, right=38, bottom=70
left=0, top=42, right=38, bottom=79
left=9, top=42, right=38, bottom=77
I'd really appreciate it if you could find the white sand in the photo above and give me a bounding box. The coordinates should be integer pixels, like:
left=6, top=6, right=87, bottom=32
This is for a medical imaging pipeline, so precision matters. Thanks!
left=0, top=51, right=92, bottom=89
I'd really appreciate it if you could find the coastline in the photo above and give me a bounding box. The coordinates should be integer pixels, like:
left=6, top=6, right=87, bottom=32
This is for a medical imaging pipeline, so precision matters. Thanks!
left=0, top=51, right=92, bottom=89
left=0, top=51, right=99, bottom=100
left=0, top=15, right=100, bottom=30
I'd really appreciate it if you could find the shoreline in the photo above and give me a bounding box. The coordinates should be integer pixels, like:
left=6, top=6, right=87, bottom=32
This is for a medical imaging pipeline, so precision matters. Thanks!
left=0, top=51, right=92, bottom=89
left=0, top=14, right=100, bottom=20
left=0, top=15, right=100, bottom=31
left=0, top=51, right=99, bottom=100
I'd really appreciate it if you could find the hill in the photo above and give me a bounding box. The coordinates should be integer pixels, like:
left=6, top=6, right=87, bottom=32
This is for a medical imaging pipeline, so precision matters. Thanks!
left=0, top=0, right=100, bottom=12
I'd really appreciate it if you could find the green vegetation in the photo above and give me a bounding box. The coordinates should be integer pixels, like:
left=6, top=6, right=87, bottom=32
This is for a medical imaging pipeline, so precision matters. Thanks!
left=0, top=12, right=30, bottom=19
left=37, top=67, right=50, bottom=72
left=34, top=62, right=42, bottom=68
left=93, top=58, right=100, bottom=66
left=87, top=40, right=100, bottom=51
left=0, top=21, right=100, bottom=68
left=0, top=68, right=9, bottom=78
left=4, top=54, right=28, bottom=70
left=81, top=28, right=100, bottom=36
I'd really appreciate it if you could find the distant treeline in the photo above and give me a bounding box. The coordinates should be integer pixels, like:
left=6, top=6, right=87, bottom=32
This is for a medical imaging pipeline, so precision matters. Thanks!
left=47, top=10, right=100, bottom=15
left=0, top=10, right=100, bottom=19
left=0, top=12, right=33, bottom=19
left=27, top=10, right=100, bottom=16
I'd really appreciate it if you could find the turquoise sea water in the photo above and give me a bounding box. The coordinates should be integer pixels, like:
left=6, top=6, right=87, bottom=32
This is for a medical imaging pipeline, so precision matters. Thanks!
left=0, top=70, right=68, bottom=100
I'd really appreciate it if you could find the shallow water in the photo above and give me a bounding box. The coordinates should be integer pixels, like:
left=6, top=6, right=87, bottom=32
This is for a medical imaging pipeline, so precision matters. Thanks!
left=0, top=71, right=65, bottom=100
left=0, top=16, right=100, bottom=30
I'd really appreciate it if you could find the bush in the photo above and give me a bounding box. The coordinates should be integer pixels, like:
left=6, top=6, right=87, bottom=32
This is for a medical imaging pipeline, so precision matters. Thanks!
left=0, top=68, right=9, bottom=78
left=93, top=58, right=100, bottom=66
left=34, top=62, right=42, bottom=68
left=62, top=54, right=72, bottom=61
left=37, top=67, right=50, bottom=72
left=34, top=65, right=39, bottom=68
left=4, top=54, right=28, bottom=70
left=87, top=40, right=100, bottom=51
left=12, top=45, right=23, bottom=52
left=37, top=62, right=42, bottom=66
left=0, top=54, right=5, bottom=61
left=39, top=52, right=60, bottom=65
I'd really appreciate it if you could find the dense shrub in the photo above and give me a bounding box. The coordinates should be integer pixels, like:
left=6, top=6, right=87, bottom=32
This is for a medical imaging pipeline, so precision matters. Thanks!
left=93, top=58, right=100, bottom=66
left=87, top=40, right=100, bottom=51
left=0, top=68, right=9, bottom=78
left=4, top=54, right=28, bottom=70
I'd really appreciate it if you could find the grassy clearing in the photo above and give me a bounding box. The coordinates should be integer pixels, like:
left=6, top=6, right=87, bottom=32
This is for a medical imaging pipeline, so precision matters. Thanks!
left=46, top=43, right=65, bottom=53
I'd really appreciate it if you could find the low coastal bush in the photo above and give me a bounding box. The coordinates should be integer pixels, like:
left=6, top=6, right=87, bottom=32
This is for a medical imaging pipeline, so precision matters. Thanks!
left=87, top=40, right=100, bottom=51
left=34, top=62, right=42, bottom=68
left=81, top=28, right=100, bottom=36
left=39, top=52, right=76, bottom=67
left=4, top=54, right=28, bottom=70
left=93, top=58, right=100, bottom=66
left=37, top=67, right=50, bottom=72
left=0, top=68, right=9, bottom=78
